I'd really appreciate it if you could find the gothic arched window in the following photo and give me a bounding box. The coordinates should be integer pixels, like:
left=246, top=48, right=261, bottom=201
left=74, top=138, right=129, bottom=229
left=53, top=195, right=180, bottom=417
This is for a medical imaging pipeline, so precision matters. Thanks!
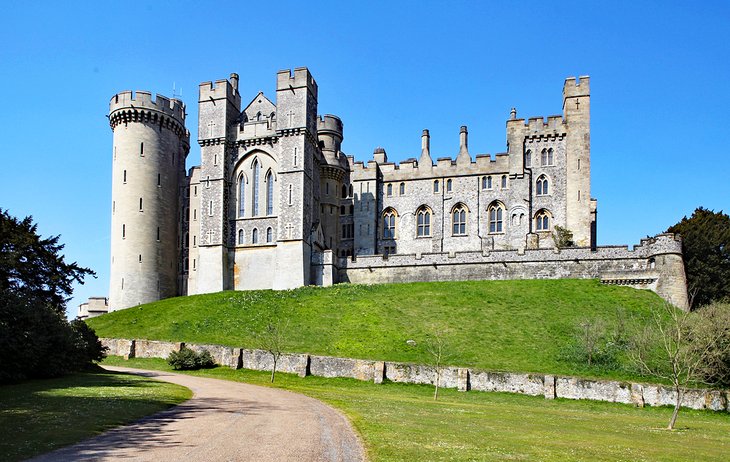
left=266, top=227, right=273, bottom=243
left=266, top=170, right=274, bottom=215
left=252, top=228, right=259, bottom=244
left=452, top=204, right=468, bottom=236
left=416, top=206, right=432, bottom=237
left=536, top=209, right=551, bottom=231
left=238, top=174, right=246, bottom=217
left=446, top=179, right=452, bottom=192
left=399, top=182, right=405, bottom=195
left=525, top=150, right=532, bottom=167
left=488, top=202, right=504, bottom=233
left=387, top=183, right=393, bottom=196
left=238, top=229, right=244, bottom=245
left=252, top=160, right=260, bottom=216
left=433, top=180, right=439, bottom=193
left=536, top=175, right=549, bottom=196
left=501, top=175, right=508, bottom=189
left=486, top=176, right=493, bottom=189
left=342, top=184, right=347, bottom=199
left=383, top=209, right=397, bottom=239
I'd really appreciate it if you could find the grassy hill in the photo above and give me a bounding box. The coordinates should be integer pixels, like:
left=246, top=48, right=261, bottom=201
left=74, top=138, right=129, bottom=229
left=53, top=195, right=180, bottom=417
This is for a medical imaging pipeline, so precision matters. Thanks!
left=88, top=279, right=666, bottom=380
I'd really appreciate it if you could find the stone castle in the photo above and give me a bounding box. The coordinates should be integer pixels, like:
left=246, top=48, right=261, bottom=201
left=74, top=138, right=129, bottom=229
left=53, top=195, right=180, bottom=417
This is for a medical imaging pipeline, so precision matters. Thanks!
left=106, top=67, right=689, bottom=313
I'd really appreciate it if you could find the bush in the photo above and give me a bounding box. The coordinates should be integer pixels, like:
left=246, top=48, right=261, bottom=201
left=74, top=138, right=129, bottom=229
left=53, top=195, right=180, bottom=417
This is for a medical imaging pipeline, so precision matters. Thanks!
left=167, top=347, right=215, bottom=370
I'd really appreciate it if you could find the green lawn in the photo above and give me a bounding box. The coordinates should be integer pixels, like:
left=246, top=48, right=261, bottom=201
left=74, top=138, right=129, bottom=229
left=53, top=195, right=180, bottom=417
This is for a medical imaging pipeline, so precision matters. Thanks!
left=88, top=279, right=666, bottom=381
left=0, top=369, right=192, bottom=462
left=103, top=356, right=730, bottom=462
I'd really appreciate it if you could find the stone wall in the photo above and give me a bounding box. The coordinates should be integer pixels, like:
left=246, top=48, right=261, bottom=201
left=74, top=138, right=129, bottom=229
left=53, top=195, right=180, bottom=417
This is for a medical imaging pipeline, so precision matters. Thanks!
left=102, top=338, right=728, bottom=412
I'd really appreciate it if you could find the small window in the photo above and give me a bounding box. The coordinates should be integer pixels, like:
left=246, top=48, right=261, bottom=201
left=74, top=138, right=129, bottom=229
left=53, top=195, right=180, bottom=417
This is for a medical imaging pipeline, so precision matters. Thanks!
left=525, top=150, right=531, bottom=167
left=487, top=176, right=492, bottom=189
left=326, top=182, right=329, bottom=195
left=446, top=179, right=452, bottom=192
left=139, top=197, right=143, bottom=211
left=452, top=204, right=467, bottom=236
left=501, top=175, right=507, bottom=189
left=387, top=183, right=393, bottom=196
left=157, top=173, right=161, bottom=186
left=208, top=200, right=213, bottom=216
left=349, top=184, right=353, bottom=197
left=238, top=229, right=244, bottom=244
left=416, top=206, right=432, bottom=237
left=252, top=228, right=258, bottom=244
left=536, top=210, right=551, bottom=231
left=156, top=227, right=160, bottom=241
left=123, top=170, right=127, bottom=183
left=481, top=176, right=487, bottom=189
left=433, top=180, right=439, bottom=193
left=536, top=175, right=549, bottom=196
left=140, top=142, right=144, bottom=156
left=399, top=183, right=405, bottom=195
left=122, top=224, right=126, bottom=239
left=340, top=205, right=345, bottom=214
left=342, top=185, right=348, bottom=199
left=138, top=254, right=142, bottom=263
left=288, top=184, right=293, bottom=205
left=266, top=227, right=273, bottom=243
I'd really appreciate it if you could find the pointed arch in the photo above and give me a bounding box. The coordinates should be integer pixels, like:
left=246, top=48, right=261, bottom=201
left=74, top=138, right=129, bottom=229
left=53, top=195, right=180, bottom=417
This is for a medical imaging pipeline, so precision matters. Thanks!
left=252, top=228, right=259, bottom=244
left=252, top=158, right=261, bottom=216
left=536, top=174, right=549, bottom=196
left=266, top=227, right=273, bottom=243
left=415, top=205, right=433, bottom=237
left=451, top=203, right=469, bottom=236
left=487, top=201, right=505, bottom=233
left=238, top=228, right=244, bottom=244
left=265, top=169, right=274, bottom=215
left=382, top=207, right=398, bottom=239
left=525, top=149, right=532, bottom=167
left=237, top=172, right=247, bottom=217
left=535, top=209, right=552, bottom=231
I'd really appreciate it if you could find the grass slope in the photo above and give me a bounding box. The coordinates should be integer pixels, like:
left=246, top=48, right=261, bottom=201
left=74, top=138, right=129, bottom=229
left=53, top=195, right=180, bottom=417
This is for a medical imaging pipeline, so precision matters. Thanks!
left=0, top=369, right=191, bottom=461
left=104, top=356, right=730, bottom=462
left=89, top=279, right=665, bottom=380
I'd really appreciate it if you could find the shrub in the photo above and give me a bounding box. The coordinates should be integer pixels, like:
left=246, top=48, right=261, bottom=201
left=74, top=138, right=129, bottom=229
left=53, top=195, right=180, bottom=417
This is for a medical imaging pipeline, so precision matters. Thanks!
left=167, top=347, right=215, bottom=370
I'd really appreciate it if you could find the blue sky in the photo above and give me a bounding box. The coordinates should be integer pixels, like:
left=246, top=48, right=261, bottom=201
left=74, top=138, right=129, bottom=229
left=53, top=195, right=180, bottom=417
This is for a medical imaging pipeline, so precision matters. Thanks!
left=0, top=1, right=728, bottom=318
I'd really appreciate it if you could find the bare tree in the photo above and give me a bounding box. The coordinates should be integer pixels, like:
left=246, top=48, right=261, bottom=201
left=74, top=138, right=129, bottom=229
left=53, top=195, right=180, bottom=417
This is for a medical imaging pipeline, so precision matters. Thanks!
left=424, top=331, right=447, bottom=400
left=576, top=317, right=607, bottom=366
left=254, top=318, right=289, bottom=383
left=629, top=301, right=730, bottom=429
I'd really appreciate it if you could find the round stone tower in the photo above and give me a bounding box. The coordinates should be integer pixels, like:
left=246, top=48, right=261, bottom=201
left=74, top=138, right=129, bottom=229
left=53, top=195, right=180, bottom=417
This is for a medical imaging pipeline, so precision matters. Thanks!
left=108, top=91, right=190, bottom=311
left=317, top=115, right=347, bottom=252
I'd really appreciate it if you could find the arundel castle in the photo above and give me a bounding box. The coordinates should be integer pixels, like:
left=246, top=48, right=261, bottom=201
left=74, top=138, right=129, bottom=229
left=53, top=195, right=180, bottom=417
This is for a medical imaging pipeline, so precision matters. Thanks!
left=105, top=68, right=689, bottom=313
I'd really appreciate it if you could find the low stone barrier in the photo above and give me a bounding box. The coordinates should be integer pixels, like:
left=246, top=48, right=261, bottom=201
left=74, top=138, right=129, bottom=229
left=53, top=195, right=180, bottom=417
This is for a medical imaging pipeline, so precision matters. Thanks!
left=101, top=338, right=730, bottom=412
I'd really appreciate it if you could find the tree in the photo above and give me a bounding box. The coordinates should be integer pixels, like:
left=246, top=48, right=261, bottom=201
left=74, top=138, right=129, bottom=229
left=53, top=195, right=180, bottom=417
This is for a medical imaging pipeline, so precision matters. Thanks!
left=628, top=302, right=730, bottom=430
left=254, top=318, right=289, bottom=383
left=424, top=330, right=447, bottom=400
left=667, top=208, right=730, bottom=308
left=0, top=209, right=100, bottom=382
left=552, top=225, right=574, bottom=249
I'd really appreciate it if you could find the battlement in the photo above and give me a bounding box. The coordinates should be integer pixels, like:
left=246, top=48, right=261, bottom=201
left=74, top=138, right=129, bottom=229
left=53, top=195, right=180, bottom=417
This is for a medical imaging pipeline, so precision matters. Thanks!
left=507, top=115, right=566, bottom=137
left=199, top=76, right=240, bottom=103
left=563, top=75, right=590, bottom=100
left=276, top=67, right=318, bottom=98
left=317, top=114, right=343, bottom=137
left=109, top=90, right=186, bottom=124
left=634, top=233, right=683, bottom=255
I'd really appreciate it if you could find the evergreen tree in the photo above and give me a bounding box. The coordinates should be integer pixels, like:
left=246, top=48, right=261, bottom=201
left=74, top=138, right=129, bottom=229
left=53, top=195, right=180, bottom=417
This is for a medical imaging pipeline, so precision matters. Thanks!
left=667, top=208, right=730, bottom=308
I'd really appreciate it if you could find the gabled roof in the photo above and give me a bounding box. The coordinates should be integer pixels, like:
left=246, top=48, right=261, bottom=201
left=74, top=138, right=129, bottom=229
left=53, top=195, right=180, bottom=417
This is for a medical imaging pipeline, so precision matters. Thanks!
left=243, top=92, right=276, bottom=122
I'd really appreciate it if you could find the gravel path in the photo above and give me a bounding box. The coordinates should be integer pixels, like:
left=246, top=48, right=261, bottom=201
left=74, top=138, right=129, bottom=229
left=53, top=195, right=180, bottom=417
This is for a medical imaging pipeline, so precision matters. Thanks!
left=29, top=366, right=366, bottom=462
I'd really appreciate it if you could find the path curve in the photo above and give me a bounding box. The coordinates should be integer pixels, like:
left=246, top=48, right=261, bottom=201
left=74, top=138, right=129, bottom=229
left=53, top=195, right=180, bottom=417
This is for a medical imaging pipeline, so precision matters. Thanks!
left=30, top=366, right=365, bottom=462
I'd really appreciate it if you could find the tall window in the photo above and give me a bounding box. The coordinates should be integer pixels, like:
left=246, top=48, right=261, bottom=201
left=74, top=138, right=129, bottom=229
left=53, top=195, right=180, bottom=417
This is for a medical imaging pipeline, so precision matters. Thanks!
left=399, top=182, right=405, bottom=195
left=486, top=176, right=492, bottom=189
left=383, top=209, right=397, bottom=239
left=501, top=175, right=507, bottom=188
left=252, top=160, right=260, bottom=215
left=266, top=171, right=274, bottom=215
left=452, top=204, right=467, bottom=236
left=536, top=175, right=549, bottom=195
left=536, top=210, right=550, bottom=231
left=481, top=176, right=487, bottom=189
left=238, top=229, right=244, bottom=244
left=266, top=227, right=273, bottom=243
left=238, top=174, right=245, bottom=217
left=525, top=149, right=531, bottom=167
left=416, top=206, right=431, bottom=237
left=252, top=228, right=258, bottom=244
left=541, top=148, right=554, bottom=166
left=446, top=179, right=452, bottom=192
left=488, top=202, right=504, bottom=233
left=387, top=183, right=393, bottom=196
left=433, top=180, right=439, bottom=193
left=342, top=184, right=347, bottom=198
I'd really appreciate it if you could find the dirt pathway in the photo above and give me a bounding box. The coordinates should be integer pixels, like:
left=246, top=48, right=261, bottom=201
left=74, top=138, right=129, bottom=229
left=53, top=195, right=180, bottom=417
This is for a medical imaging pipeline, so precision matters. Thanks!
left=29, top=366, right=365, bottom=462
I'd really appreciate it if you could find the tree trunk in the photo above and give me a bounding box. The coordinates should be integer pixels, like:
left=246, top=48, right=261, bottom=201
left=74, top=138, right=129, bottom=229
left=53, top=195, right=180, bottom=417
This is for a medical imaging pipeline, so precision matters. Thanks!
left=271, top=358, right=277, bottom=383
left=668, top=387, right=683, bottom=430
left=433, top=369, right=440, bottom=400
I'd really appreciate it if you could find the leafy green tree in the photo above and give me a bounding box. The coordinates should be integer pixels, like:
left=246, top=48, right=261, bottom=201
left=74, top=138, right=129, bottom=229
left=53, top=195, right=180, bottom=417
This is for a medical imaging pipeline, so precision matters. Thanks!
left=667, top=208, right=730, bottom=307
left=0, top=209, right=100, bottom=382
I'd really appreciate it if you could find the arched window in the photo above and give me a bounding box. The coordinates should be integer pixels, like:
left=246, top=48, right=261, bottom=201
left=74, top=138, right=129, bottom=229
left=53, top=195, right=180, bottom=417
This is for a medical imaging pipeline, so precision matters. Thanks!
left=487, top=176, right=493, bottom=189
left=433, top=180, right=439, bottom=193
left=541, top=148, right=548, bottom=166
left=256, top=111, right=262, bottom=121
left=452, top=204, right=467, bottom=236
left=349, top=184, right=354, bottom=197
left=252, top=160, right=261, bottom=216
left=238, top=229, right=244, bottom=244
left=548, top=148, right=554, bottom=165
left=446, top=179, right=452, bottom=192
left=525, top=150, right=531, bottom=167
left=252, top=228, right=259, bottom=244
left=238, top=174, right=245, bottom=217
left=266, top=227, right=273, bottom=243
left=342, top=184, right=347, bottom=198
left=399, top=182, right=405, bottom=195
left=387, top=183, right=393, bottom=196
left=266, top=171, right=274, bottom=215
left=481, top=176, right=487, bottom=189
left=501, top=175, right=507, bottom=188
left=536, top=209, right=551, bottom=231
left=383, top=209, right=397, bottom=239
left=536, top=175, right=549, bottom=195
left=488, top=202, right=504, bottom=233
left=416, top=206, right=432, bottom=237
left=541, top=148, right=554, bottom=166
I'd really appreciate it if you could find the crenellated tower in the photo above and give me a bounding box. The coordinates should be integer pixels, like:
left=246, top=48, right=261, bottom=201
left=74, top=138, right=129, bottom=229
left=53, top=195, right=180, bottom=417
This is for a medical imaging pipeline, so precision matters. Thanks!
left=317, top=114, right=346, bottom=253
left=108, top=91, right=190, bottom=311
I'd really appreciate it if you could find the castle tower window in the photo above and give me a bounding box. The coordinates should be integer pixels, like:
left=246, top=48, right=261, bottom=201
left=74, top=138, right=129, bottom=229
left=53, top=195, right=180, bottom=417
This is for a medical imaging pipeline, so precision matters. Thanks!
left=156, top=227, right=160, bottom=241
left=488, top=202, right=504, bottom=233
left=140, top=142, right=144, bottom=156
left=349, top=205, right=354, bottom=215
left=112, top=201, right=115, bottom=213
left=501, top=175, right=508, bottom=189
left=525, top=150, right=531, bottom=167
left=487, top=176, right=493, bottom=189
left=238, top=174, right=246, bottom=217
left=416, top=206, right=432, bottom=237
left=536, top=209, right=551, bottom=231
left=326, top=182, right=330, bottom=195
left=266, top=227, right=273, bottom=243
left=446, top=179, right=452, bottom=192
left=138, top=254, right=142, bottom=263
left=536, top=175, right=549, bottom=195
left=341, top=205, right=345, bottom=214
left=252, top=160, right=260, bottom=216
left=383, top=208, right=397, bottom=239
left=288, top=184, right=293, bottom=205
left=452, top=204, right=468, bottom=236
left=208, top=201, right=213, bottom=216
left=548, top=148, right=554, bottom=165
left=541, top=148, right=554, bottom=166
left=433, top=180, right=439, bottom=193
left=139, top=198, right=143, bottom=211
left=481, top=176, right=487, bottom=189
left=238, top=229, right=244, bottom=245
left=157, top=173, right=161, bottom=186
left=399, top=183, right=405, bottom=195
left=349, top=185, right=354, bottom=197
left=193, top=236, right=196, bottom=246
left=387, top=183, right=393, bottom=196
left=342, top=185, right=347, bottom=199
left=122, top=224, right=126, bottom=239
left=123, top=170, right=127, bottom=183
left=266, top=171, right=274, bottom=215
left=252, top=228, right=259, bottom=244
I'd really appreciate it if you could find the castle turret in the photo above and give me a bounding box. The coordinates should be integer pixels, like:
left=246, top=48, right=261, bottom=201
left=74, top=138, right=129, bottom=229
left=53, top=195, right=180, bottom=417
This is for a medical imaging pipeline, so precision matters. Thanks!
left=108, top=91, right=190, bottom=311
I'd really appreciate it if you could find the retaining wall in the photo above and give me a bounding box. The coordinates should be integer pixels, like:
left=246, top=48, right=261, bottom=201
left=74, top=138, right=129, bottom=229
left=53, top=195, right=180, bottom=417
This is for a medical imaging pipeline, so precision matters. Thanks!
left=101, top=338, right=729, bottom=412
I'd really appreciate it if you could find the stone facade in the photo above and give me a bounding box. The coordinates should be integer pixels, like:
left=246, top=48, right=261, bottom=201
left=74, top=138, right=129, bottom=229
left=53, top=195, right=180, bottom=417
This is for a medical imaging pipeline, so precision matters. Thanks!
left=107, top=67, right=689, bottom=311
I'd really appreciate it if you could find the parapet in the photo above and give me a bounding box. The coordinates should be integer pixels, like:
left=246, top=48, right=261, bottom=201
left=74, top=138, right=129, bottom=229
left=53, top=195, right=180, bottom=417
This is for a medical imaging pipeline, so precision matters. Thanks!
left=276, top=67, right=318, bottom=99
left=635, top=233, right=683, bottom=256
left=109, top=90, right=186, bottom=125
left=563, top=75, right=590, bottom=100
left=199, top=76, right=240, bottom=104
left=317, top=114, right=343, bottom=138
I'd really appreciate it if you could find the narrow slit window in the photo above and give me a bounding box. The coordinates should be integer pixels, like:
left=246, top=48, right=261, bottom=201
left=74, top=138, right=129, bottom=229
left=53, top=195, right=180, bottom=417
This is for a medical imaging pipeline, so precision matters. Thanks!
left=140, top=142, right=144, bottom=156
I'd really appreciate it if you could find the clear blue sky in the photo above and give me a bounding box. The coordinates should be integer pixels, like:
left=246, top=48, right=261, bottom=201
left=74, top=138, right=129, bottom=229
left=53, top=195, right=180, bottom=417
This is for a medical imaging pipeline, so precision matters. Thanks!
left=1, top=1, right=728, bottom=318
